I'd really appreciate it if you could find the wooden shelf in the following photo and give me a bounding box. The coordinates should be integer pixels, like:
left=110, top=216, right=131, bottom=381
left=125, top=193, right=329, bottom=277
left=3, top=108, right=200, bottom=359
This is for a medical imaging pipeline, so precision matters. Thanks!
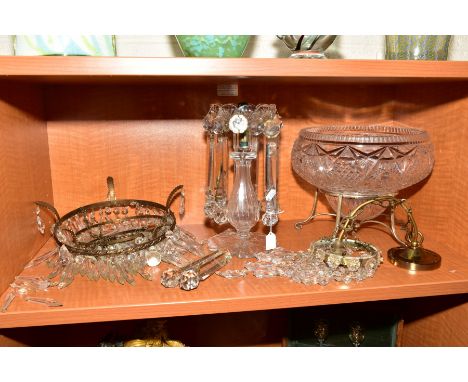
left=1, top=57, right=468, bottom=84
left=1, top=56, right=468, bottom=345
left=1, top=220, right=467, bottom=329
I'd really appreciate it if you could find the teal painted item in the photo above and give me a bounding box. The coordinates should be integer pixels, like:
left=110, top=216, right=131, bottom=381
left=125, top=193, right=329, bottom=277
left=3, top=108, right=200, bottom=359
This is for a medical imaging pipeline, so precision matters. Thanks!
left=14, top=35, right=116, bottom=56
left=175, top=35, right=250, bottom=57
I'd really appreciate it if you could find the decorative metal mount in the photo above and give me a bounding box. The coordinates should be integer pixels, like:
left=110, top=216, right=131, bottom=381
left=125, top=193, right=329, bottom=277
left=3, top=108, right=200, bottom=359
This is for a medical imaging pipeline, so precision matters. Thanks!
left=297, top=191, right=441, bottom=271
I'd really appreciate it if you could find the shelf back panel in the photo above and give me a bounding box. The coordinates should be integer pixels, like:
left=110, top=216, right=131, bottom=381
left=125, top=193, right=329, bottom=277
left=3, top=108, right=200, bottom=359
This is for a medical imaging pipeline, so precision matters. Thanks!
left=45, top=83, right=396, bottom=223
left=0, top=82, right=53, bottom=293
left=394, top=83, right=468, bottom=254
left=44, top=82, right=468, bottom=252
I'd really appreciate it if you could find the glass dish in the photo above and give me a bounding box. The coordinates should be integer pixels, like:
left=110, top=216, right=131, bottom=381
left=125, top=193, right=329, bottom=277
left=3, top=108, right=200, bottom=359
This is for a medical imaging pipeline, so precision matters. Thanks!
left=291, top=125, right=434, bottom=197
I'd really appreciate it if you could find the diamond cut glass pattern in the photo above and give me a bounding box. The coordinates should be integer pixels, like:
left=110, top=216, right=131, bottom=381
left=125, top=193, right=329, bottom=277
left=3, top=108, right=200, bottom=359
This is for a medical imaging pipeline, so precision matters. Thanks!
left=292, top=125, right=434, bottom=197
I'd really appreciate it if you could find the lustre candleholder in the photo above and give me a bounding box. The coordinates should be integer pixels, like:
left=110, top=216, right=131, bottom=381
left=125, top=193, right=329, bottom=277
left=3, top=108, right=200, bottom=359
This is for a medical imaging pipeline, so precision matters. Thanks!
left=203, top=103, right=283, bottom=258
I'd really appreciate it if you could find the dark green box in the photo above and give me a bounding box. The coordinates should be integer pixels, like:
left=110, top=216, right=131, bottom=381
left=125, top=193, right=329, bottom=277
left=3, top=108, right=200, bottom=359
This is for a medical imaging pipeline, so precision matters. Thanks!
left=286, top=303, right=401, bottom=347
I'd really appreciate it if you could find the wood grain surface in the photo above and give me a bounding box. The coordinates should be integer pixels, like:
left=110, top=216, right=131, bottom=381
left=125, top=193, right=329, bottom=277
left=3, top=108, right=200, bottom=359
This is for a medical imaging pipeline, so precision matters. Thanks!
left=401, top=294, right=468, bottom=346
left=1, top=57, right=468, bottom=83
left=44, top=82, right=468, bottom=234
left=0, top=82, right=53, bottom=293
left=0, top=59, right=467, bottom=344
left=44, top=83, right=396, bottom=222
left=394, top=83, right=468, bottom=254
left=0, top=220, right=467, bottom=329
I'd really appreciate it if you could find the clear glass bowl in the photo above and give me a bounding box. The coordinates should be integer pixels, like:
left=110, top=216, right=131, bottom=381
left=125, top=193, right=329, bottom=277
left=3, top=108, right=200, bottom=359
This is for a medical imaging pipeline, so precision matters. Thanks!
left=291, top=125, right=434, bottom=197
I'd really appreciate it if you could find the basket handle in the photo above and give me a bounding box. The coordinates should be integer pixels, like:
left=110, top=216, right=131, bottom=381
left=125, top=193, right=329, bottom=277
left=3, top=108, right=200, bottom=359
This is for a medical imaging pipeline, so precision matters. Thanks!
left=107, top=176, right=116, bottom=201
left=107, top=177, right=181, bottom=210
left=34, top=201, right=61, bottom=222
left=166, top=185, right=184, bottom=209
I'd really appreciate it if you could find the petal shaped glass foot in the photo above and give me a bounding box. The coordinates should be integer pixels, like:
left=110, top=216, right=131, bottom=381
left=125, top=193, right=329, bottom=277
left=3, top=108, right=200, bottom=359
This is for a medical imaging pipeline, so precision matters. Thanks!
left=207, top=229, right=265, bottom=259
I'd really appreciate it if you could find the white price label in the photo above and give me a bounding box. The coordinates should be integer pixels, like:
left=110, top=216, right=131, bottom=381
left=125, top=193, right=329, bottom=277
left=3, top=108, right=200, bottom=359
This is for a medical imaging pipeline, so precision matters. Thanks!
left=266, top=231, right=277, bottom=251
left=265, top=189, right=276, bottom=202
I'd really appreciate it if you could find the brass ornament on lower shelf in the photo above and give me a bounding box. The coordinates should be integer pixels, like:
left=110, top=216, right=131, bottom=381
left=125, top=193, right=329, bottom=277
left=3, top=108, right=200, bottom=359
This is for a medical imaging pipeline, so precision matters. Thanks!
left=123, top=338, right=185, bottom=347
left=349, top=321, right=365, bottom=347
left=313, top=319, right=329, bottom=346
left=123, top=319, right=185, bottom=347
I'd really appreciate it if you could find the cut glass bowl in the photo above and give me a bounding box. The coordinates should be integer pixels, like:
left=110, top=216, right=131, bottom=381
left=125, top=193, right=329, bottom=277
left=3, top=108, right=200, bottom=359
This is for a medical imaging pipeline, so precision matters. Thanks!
left=292, top=125, right=434, bottom=197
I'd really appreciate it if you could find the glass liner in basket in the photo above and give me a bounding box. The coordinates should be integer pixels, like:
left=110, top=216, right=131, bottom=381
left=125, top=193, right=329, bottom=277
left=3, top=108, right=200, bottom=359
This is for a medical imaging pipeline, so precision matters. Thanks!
left=203, top=103, right=284, bottom=258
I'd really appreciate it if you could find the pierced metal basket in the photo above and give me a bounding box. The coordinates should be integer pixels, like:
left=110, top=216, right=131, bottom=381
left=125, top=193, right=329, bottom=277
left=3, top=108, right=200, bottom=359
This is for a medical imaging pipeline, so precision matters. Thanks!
left=34, top=177, right=184, bottom=287
left=38, top=177, right=181, bottom=257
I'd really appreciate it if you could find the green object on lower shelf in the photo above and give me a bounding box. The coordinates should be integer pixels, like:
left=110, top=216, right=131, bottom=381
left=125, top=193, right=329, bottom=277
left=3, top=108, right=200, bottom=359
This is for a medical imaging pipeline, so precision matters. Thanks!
left=286, top=305, right=400, bottom=347
left=175, top=35, right=250, bottom=57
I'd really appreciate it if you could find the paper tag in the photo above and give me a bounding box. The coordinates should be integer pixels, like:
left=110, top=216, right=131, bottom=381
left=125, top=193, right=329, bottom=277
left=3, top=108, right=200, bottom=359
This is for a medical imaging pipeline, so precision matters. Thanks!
left=265, top=188, right=276, bottom=202
left=266, top=231, right=277, bottom=251
left=229, top=114, right=248, bottom=133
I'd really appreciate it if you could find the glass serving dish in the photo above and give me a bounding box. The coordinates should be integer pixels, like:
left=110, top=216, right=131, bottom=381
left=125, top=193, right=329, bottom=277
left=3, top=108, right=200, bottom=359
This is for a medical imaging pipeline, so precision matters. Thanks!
left=292, top=125, right=434, bottom=221
left=290, top=125, right=440, bottom=273
left=292, top=125, right=434, bottom=197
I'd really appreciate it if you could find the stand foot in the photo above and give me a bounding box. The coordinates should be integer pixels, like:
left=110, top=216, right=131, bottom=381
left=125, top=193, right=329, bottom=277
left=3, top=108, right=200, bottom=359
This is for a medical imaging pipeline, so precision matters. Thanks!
left=388, top=247, right=441, bottom=271
left=206, top=229, right=265, bottom=259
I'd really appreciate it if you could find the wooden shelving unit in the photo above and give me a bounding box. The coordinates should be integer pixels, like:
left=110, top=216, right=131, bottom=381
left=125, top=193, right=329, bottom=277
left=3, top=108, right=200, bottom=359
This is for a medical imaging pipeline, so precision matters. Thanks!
left=2, top=57, right=468, bottom=82
left=1, top=221, right=467, bottom=329
left=1, top=57, right=467, bottom=345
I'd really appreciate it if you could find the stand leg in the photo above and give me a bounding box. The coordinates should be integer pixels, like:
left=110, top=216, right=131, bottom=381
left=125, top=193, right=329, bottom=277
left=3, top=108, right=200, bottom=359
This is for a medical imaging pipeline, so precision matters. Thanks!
left=389, top=205, right=407, bottom=246
left=295, top=189, right=337, bottom=230
left=333, top=194, right=343, bottom=236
